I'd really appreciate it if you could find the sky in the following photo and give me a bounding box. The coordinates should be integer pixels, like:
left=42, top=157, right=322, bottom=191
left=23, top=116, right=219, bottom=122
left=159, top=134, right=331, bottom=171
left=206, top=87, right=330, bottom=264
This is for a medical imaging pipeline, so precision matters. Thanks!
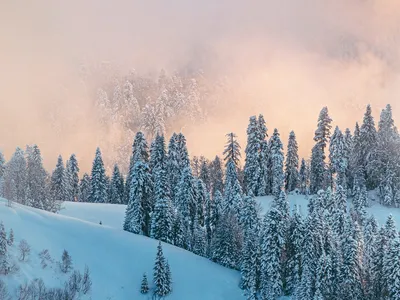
left=1, top=0, right=400, bottom=172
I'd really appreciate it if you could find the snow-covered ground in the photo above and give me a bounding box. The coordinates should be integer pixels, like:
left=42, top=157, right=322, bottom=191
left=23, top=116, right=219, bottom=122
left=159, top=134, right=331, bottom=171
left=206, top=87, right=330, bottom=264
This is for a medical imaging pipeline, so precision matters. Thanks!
left=0, top=199, right=244, bottom=300
left=257, top=194, right=400, bottom=227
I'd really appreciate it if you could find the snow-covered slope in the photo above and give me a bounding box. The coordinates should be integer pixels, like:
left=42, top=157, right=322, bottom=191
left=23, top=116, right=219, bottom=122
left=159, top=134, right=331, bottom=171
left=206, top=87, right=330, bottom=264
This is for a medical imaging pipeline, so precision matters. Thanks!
left=0, top=199, right=244, bottom=300
left=257, top=194, right=400, bottom=227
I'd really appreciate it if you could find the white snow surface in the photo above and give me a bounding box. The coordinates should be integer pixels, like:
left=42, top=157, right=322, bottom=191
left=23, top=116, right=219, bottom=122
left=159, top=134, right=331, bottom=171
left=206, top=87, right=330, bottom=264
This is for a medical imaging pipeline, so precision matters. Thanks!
left=0, top=199, right=244, bottom=300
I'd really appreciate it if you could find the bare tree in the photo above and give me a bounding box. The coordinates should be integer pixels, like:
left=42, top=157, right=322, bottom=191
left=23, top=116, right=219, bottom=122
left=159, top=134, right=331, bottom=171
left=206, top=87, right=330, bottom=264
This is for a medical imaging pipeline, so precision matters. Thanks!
left=68, top=270, right=82, bottom=297
left=18, top=240, right=30, bottom=262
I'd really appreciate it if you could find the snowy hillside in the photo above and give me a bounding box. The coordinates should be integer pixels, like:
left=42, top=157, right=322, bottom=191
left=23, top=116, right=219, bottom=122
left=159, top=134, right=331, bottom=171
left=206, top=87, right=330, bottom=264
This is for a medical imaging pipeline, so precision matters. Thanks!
left=257, top=194, right=400, bottom=227
left=0, top=199, right=244, bottom=300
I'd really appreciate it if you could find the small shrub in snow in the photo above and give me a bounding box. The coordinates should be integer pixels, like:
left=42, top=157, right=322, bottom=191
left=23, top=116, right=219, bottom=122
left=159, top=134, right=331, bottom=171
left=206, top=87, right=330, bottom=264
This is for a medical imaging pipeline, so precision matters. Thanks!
left=39, top=249, right=53, bottom=269
left=140, top=273, right=149, bottom=294
left=7, top=229, right=13, bottom=247
left=18, top=239, right=30, bottom=262
left=60, top=250, right=73, bottom=273
left=82, top=265, right=92, bottom=295
left=15, top=282, right=29, bottom=300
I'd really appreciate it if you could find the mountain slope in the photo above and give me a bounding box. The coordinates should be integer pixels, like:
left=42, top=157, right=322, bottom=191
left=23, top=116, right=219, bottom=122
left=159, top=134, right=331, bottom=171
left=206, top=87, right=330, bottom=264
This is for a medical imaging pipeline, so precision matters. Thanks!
left=0, top=199, right=244, bottom=300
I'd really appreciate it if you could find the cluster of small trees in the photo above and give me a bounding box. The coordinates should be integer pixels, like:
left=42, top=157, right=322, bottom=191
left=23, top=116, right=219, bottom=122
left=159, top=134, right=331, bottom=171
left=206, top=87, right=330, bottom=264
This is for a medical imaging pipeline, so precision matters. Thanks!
left=140, top=242, right=172, bottom=298
left=0, top=220, right=92, bottom=299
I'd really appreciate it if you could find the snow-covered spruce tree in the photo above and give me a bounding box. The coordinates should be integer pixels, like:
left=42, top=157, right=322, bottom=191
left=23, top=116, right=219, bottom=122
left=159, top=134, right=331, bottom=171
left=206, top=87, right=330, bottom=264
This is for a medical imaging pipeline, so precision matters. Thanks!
left=223, top=132, right=241, bottom=168
left=66, top=154, right=79, bottom=202
left=211, top=209, right=242, bottom=270
left=174, top=166, right=196, bottom=249
left=314, top=253, right=334, bottom=299
left=310, top=107, right=332, bottom=193
left=26, top=145, right=47, bottom=209
left=344, top=127, right=354, bottom=192
left=240, top=195, right=260, bottom=299
left=50, top=155, right=68, bottom=203
left=89, top=148, right=107, bottom=203
left=150, top=135, right=173, bottom=244
left=153, top=242, right=171, bottom=297
left=109, top=164, right=124, bottom=204
left=270, top=129, right=284, bottom=197
left=299, top=158, right=308, bottom=194
left=210, top=156, right=224, bottom=196
left=0, top=222, right=7, bottom=274
left=244, top=116, right=262, bottom=196
left=363, top=216, right=378, bottom=298
left=2, top=147, right=27, bottom=203
left=223, top=159, right=243, bottom=215
left=371, top=227, right=389, bottom=299
left=339, top=217, right=363, bottom=299
left=192, top=214, right=206, bottom=257
left=383, top=237, right=400, bottom=300
left=124, top=161, right=153, bottom=235
left=329, top=126, right=347, bottom=188
left=176, top=133, right=191, bottom=171
left=165, top=260, right=172, bottom=294
left=199, top=158, right=211, bottom=191
left=285, top=205, right=304, bottom=295
left=78, top=173, right=91, bottom=202
left=210, top=190, right=223, bottom=231
left=195, top=179, right=207, bottom=226
left=260, top=207, right=284, bottom=299
left=126, top=131, right=149, bottom=203
left=60, top=250, right=73, bottom=273
left=140, top=273, right=149, bottom=294
left=360, top=105, right=377, bottom=189
left=166, top=133, right=180, bottom=200
left=285, top=131, right=299, bottom=192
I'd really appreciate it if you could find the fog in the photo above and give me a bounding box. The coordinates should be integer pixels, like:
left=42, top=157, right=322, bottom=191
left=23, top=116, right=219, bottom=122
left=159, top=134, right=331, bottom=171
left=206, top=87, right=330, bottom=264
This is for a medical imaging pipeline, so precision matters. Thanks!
left=1, top=0, right=400, bottom=172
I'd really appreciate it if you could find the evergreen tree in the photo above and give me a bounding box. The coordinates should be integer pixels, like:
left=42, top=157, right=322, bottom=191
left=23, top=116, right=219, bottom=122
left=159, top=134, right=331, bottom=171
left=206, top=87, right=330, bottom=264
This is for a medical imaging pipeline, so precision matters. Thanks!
left=310, top=107, right=332, bottom=193
left=210, top=156, right=224, bottom=196
left=285, top=131, right=299, bottom=192
left=78, top=173, right=91, bottom=202
left=223, top=159, right=243, bottom=214
left=192, top=215, right=206, bottom=257
left=329, top=126, right=347, bottom=188
left=383, top=237, right=400, bottom=300
left=199, top=159, right=211, bottom=191
left=360, top=105, right=377, bottom=189
left=89, top=148, right=107, bottom=203
left=2, top=147, right=27, bottom=203
left=371, top=227, right=389, bottom=299
left=50, top=155, right=68, bottom=203
left=66, top=154, right=79, bottom=201
left=244, top=116, right=262, bottom=196
left=270, top=129, right=284, bottom=196
left=261, top=207, right=283, bottom=299
left=240, top=195, right=260, bottom=299
left=26, top=145, right=47, bottom=209
left=299, top=158, right=308, bottom=194
left=153, top=242, right=170, bottom=297
left=286, top=206, right=304, bottom=295
left=176, top=133, right=191, bottom=171
left=140, top=273, right=149, bottom=294
left=0, top=223, right=7, bottom=274
left=109, top=164, right=124, bottom=204
left=7, top=229, right=13, bottom=247
left=124, top=161, right=153, bottom=235
left=166, top=133, right=181, bottom=200
left=126, top=132, right=149, bottom=203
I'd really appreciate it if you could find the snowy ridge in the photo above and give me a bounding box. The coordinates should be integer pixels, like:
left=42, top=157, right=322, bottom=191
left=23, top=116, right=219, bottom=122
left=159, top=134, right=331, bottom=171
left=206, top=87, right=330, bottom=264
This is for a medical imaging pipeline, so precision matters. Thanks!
left=0, top=199, right=244, bottom=300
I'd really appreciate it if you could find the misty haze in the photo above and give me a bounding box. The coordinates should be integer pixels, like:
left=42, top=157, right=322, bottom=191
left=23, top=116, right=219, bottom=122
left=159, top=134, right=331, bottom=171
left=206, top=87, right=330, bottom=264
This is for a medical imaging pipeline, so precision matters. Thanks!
left=0, top=1, right=400, bottom=299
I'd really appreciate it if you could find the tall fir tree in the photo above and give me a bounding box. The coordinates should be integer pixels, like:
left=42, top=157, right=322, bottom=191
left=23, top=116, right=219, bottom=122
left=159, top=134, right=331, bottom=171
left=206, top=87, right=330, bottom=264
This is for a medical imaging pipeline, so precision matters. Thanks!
left=109, top=164, right=124, bottom=204
left=244, top=116, right=262, bottom=196
left=124, top=161, right=153, bottom=235
left=329, top=126, right=348, bottom=188
left=78, top=173, right=91, bottom=202
left=89, top=148, right=108, bottom=203
left=310, top=107, right=332, bottom=193
left=2, top=147, right=27, bottom=203
left=285, top=131, right=299, bottom=192
left=360, top=105, right=377, bottom=189
left=51, top=155, right=68, bottom=203
left=66, top=154, right=79, bottom=202
left=26, top=145, right=47, bottom=209
left=210, top=156, right=224, bottom=196
left=223, top=132, right=241, bottom=168
left=270, top=129, right=284, bottom=197
left=153, top=242, right=171, bottom=297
